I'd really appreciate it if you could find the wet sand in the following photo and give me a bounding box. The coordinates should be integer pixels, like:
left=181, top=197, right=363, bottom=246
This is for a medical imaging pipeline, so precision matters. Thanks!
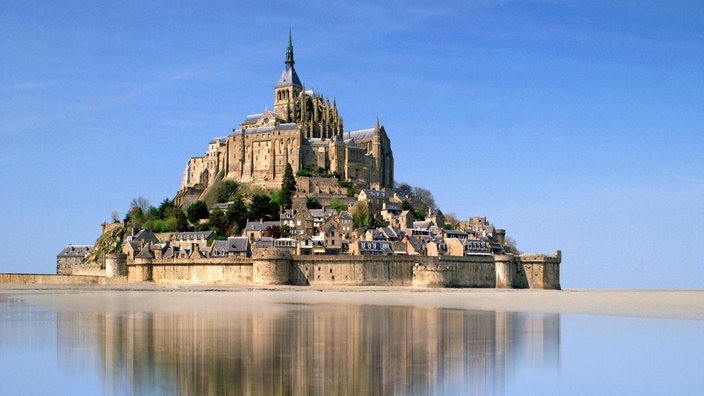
left=1, top=284, right=702, bottom=320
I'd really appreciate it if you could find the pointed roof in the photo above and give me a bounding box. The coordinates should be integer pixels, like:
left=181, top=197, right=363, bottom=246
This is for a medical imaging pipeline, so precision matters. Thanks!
left=276, top=30, right=302, bottom=88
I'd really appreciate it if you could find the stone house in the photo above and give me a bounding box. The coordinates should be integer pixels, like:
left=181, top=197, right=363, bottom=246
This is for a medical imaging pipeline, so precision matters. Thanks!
left=244, top=221, right=281, bottom=242
left=274, top=237, right=298, bottom=254
left=171, top=231, right=216, bottom=250
left=426, top=208, right=445, bottom=229
left=358, top=189, right=388, bottom=218
left=210, top=237, right=251, bottom=258
left=321, top=220, right=342, bottom=255
left=446, top=238, right=491, bottom=256
left=337, top=211, right=353, bottom=238
left=402, top=235, right=426, bottom=256
left=122, top=229, right=159, bottom=259
left=284, top=208, right=314, bottom=236
left=309, top=208, right=336, bottom=232
left=56, top=245, right=92, bottom=275
left=349, top=240, right=393, bottom=256
left=442, top=229, right=469, bottom=241
left=426, top=238, right=448, bottom=257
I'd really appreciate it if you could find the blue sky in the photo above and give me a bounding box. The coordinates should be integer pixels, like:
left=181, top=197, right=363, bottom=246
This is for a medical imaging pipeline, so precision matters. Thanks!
left=1, top=1, right=702, bottom=288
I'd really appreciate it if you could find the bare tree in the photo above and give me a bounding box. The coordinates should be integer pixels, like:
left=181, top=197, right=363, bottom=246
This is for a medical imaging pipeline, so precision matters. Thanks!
left=413, top=187, right=436, bottom=210
left=130, top=196, right=151, bottom=212
left=504, top=236, right=521, bottom=254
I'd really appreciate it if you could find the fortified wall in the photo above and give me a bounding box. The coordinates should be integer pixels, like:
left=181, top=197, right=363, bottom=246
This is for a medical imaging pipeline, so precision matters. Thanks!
left=126, top=250, right=561, bottom=289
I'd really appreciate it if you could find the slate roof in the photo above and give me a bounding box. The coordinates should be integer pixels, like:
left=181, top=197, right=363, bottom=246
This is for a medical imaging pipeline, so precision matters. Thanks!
left=276, top=63, right=302, bottom=88
left=309, top=208, right=336, bottom=220
left=242, top=114, right=263, bottom=124
left=443, top=229, right=469, bottom=238
left=209, top=137, right=227, bottom=145
left=135, top=247, right=153, bottom=259
left=245, top=221, right=281, bottom=232
left=404, top=235, right=424, bottom=251
left=241, top=123, right=299, bottom=134
left=464, top=239, right=491, bottom=254
left=57, top=245, right=92, bottom=258
left=338, top=211, right=353, bottom=220
left=384, top=203, right=401, bottom=212
left=174, top=231, right=215, bottom=241
left=210, top=237, right=250, bottom=257
left=346, top=128, right=375, bottom=140
left=255, top=237, right=275, bottom=248
left=356, top=240, right=392, bottom=253
left=413, top=221, right=433, bottom=230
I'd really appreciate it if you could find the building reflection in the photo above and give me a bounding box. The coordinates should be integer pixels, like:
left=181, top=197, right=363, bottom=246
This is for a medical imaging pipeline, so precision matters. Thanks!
left=56, top=303, right=560, bottom=395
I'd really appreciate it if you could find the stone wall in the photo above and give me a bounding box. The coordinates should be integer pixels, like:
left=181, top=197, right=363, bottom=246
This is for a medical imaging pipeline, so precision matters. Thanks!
left=122, top=251, right=562, bottom=289
left=128, top=257, right=253, bottom=285
left=518, top=251, right=561, bottom=290
left=0, top=273, right=126, bottom=285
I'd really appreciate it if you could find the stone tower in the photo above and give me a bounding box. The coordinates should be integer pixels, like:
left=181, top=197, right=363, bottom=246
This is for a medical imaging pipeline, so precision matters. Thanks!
left=273, top=30, right=303, bottom=120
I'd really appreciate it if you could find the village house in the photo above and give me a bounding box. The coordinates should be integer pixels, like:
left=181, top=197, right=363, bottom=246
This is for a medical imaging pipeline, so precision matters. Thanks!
left=244, top=221, right=281, bottom=242
left=56, top=245, right=92, bottom=275
left=349, top=240, right=393, bottom=256
left=210, top=237, right=251, bottom=258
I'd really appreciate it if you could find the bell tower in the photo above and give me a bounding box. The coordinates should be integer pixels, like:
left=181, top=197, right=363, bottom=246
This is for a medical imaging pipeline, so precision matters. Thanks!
left=274, top=30, right=303, bottom=120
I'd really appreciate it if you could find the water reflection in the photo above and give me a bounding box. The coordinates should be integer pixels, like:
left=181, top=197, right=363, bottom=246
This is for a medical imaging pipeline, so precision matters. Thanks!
left=52, top=302, right=559, bottom=395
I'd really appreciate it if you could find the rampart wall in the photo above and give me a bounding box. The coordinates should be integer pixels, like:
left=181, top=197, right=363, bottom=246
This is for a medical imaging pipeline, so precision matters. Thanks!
left=126, top=250, right=561, bottom=289
left=0, top=273, right=127, bottom=285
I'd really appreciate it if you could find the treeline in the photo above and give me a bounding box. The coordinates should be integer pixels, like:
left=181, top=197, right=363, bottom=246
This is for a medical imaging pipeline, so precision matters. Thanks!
left=118, top=164, right=302, bottom=236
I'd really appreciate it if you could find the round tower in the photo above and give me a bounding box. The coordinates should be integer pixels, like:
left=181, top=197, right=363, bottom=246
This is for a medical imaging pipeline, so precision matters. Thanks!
left=105, top=253, right=127, bottom=277
left=252, top=249, right=292, bottom=285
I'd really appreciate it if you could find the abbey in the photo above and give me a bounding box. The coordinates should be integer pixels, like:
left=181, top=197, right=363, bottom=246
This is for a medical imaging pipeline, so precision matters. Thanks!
left=176, top=33, right=394, bottom=203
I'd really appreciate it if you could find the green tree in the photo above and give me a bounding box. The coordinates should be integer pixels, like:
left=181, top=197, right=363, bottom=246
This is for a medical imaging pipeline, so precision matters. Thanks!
left=281, top=163, right=297, bottom=208
left=125, top=207, right=145, bottom=229
left=187, top=201, right=210, bottom=224
left=351, top=201, right=369, bottom=228
left=329, top=198, right=345, bottom=213
left=209, top=208, right=227, bottom=235
left=248, top=193, right=276, bottom=221
left=226, top=194, right=248, bottom=234
left=400, top=199, right=413, bottom=212
left=270, top=189, right=283, bottom=207
left=176, top=210, right=189, bottom=231
left=296, top=169, right=312, bottom=177
left=414, top=210, right=426, bottom=221
left=306, top=197, right=322, bottom=209
left=157, top=198, right=175, bottom=218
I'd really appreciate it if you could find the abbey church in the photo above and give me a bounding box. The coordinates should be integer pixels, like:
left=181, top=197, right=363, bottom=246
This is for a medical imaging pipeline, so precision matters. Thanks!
left=176, top=33, right=394, bottom=204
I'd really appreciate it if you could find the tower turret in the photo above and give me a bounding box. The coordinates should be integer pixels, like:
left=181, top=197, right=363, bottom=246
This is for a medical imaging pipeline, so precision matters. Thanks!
left=274, top=30, right=303, bottom=118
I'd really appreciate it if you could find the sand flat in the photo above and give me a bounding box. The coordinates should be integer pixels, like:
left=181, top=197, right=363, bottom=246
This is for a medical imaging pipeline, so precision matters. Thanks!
left=1, top=284, right=702, bottom=321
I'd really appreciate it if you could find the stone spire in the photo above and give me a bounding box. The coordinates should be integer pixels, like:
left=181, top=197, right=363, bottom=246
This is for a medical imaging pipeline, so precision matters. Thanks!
left=285, top=28, right=294, bottom=66
left=276, top=30, right=302, bottom=88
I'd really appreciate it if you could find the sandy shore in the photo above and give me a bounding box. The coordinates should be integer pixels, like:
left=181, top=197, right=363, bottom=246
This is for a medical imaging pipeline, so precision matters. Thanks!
left=1, top=284, right=702, bottom=320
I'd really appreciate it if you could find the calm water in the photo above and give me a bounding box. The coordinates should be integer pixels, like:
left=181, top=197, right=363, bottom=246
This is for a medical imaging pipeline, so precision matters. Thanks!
left=0, top=291, right=702, bottom=395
